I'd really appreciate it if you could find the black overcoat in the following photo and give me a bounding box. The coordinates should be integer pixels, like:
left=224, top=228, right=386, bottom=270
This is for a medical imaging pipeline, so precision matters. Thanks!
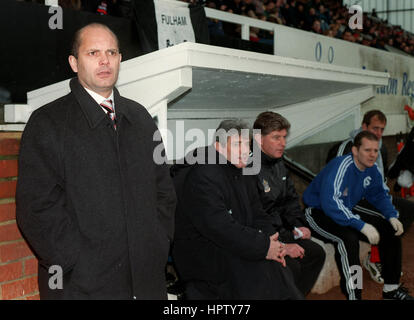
left=172, top=147, right=303, bottom=300
left=16, top=78, right=176, bottom=299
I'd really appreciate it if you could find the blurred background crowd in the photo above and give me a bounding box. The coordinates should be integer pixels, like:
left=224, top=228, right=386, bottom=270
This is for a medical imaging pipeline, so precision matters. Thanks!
left=15, top=0, right=414, bottom=57
left=186, top=0, right=414, bottom=57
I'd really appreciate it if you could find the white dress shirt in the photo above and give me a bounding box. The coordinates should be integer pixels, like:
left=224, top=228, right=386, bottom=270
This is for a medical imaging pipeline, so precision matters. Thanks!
left=84, top=87, right=115, bottom=115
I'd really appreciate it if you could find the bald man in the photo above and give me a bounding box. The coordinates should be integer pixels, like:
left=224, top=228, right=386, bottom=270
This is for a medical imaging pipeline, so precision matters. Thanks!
left=16, top=23, right=176, bottom=300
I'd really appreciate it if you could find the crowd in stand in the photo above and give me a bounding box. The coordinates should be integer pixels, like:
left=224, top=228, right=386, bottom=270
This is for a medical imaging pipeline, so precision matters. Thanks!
left=16, top=0, right=130, bottom=18
left=194, top=0, right=414, bottom=57
left=15, top=0, right=414, bottom=57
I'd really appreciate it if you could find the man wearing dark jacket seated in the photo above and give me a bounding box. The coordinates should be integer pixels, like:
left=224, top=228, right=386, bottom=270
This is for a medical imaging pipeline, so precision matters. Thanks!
left=171, top=119, right=303, bottom=300
left=252, top=111, right=325, bottom=296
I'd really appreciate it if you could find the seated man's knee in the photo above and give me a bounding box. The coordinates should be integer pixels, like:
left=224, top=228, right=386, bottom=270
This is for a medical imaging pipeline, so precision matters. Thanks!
left=340, top=228, right=361, bottom=245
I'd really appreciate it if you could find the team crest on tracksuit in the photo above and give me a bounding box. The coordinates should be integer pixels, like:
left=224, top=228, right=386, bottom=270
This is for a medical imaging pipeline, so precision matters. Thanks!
left=363, top=176, right=372, bottom=188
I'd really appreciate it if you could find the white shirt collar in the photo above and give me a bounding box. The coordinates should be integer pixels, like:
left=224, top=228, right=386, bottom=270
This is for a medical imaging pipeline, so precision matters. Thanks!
left=84, top=87, right=115, bottom=112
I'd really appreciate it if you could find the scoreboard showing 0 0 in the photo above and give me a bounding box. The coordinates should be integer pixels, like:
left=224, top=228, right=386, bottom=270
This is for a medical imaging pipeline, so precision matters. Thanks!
left=315, top=42, right=335, bottom=64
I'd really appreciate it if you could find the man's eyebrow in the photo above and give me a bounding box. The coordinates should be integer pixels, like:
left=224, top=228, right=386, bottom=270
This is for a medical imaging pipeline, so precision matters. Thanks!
left=85, top=48, right=118, bottom=51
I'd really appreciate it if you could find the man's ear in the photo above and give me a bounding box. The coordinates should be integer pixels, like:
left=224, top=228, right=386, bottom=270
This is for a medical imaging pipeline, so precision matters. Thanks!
left=361, top=123, right=368, bottom=131
left=351, top=145, right=358, bottom=157
left=68, top=55, right=78, bottom=73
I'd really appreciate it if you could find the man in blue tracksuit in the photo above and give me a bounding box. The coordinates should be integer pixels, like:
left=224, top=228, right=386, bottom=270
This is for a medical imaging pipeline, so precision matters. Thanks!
left=303, top=130, right=412, bottom=300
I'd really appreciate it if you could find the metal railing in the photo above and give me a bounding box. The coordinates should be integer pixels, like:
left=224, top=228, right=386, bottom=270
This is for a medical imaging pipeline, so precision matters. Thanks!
left=204, top=7, right=278, bottom=55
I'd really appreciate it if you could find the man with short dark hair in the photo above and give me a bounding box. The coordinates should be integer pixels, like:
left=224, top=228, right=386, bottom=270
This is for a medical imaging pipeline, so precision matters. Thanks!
left=303, top=131, right=412, bottom=300
left=326, top=109, right=414, bottom=284
left=171, top=119, right=303, bottom=300
left=16, top=23, right=176, bottom=299
left=252, top=111, right=325, bottom=296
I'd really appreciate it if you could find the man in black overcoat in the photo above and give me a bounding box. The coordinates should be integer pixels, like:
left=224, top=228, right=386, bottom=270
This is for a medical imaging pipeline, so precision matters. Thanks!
left=172, top=119, right=303, bottom=300
left=16, top=23, right=176, bottom=299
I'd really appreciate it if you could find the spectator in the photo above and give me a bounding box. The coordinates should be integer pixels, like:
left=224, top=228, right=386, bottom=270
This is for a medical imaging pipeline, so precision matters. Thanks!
left=241, top=0, right=257, bottom=18
left=296, top=3, right=306, bottom=29
left=227, top=0, right=243, bottom=15
left=311, top=19, right=323, bottom=35
left=342, top=30, right=356, bottom=43
left=59, top=0, right=81, bottom=10
left=324, top=29, right=334, bottom=38
left=304, top=7, right=317, bottom=31
left=267, top=5, right=285, bottom=25
left=206, top=2, right=225, bottom=36
left=83, top=0, right=122, bottom=17
left=282, top=0, right=299, bottom=28
left=316, top=4, right=330, bottom=31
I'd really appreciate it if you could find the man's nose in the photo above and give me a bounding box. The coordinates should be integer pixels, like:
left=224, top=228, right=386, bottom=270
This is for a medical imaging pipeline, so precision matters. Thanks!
left=99, top=52, right=110, bottom=65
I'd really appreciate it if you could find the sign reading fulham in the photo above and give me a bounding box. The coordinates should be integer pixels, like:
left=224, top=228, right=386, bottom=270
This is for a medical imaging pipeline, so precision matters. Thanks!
left=155, top=0, right=195, bottom=49
left=161, top=14, right=188, bottom=26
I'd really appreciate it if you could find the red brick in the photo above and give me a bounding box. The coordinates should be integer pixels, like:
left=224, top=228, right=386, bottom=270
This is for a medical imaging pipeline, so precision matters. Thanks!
left=0, top=261, right=23, bottom=282
left=26, top=293, right=40, bottom=300
left=0, top=180, right=17, bottom=198
left=24, top=257, right=38, bottom=276
left=0, top=138, right=20, bottom=156
left=0, top=202, right=16, bottom=222
left=0, top=160, right=18, bottom=178
left=0, top=222, right=22, bottom=243
left=1, top=276, right=38, bottom=300
left=0, top=241, right=34, bottom=263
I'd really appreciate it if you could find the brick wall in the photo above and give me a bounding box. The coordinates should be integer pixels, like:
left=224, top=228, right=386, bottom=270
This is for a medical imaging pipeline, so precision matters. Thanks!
left=0, top=132, right=39, bottom=300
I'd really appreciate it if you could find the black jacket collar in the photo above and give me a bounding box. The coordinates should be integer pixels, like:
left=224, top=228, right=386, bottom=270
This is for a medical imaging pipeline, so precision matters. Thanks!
left=261, top=150, right=282, bottom=166
left=251, top=141, right=282, bottom=166
left=70, top=78, right=135, bottom=129
left=174, top=145, right=243, bottom=175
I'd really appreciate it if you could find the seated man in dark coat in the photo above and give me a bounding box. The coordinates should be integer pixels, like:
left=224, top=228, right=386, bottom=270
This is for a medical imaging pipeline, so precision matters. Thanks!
left=252, top=111, right=326, bottom=296
left=171, top=119, right=303, bottom=300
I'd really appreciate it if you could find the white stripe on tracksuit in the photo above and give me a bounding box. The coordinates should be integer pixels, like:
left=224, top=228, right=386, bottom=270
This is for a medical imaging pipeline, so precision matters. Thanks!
left=333, top=156, right=361, bottom=221
left=336, top=139, right=352, bottom=158
left=336, top=141, right=396, bottom=220
left=305, top=208, right=357, bottom=300
left=353, top=204, right=384, bottom=218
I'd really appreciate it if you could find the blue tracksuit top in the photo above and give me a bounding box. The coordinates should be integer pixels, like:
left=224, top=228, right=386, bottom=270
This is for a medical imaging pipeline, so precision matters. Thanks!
left=303, top=154, right=398, bottom=231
